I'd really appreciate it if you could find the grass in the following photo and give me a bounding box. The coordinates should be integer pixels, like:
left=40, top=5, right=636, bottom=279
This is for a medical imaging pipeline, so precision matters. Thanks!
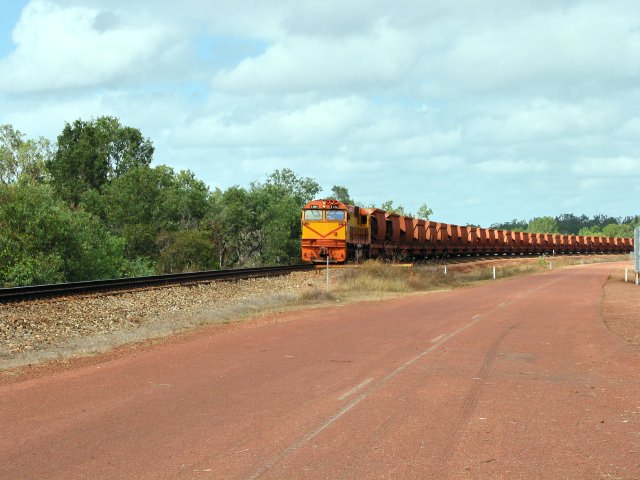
left=336, top=262, right=459, bottom=293
left=332, top=255, right=629, bottom=297
left=335, top=259, right=533, bottom=295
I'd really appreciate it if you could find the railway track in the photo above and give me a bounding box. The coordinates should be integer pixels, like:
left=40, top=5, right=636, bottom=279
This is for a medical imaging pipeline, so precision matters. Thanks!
left=0, top=253, right=623, bottom=303
left=0, top=265, right=315, bottom=303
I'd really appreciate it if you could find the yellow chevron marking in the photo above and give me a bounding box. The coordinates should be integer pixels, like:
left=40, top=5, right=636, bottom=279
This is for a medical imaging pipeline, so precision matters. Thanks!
left=302, top=222, right=346, bottom=240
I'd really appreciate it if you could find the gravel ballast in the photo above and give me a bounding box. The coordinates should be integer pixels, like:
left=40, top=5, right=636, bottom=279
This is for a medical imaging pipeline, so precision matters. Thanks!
left=0, top=271, right=327, bottom=368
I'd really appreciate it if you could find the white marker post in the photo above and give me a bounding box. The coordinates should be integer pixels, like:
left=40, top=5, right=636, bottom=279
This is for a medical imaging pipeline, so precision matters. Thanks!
left=326, top=255, right=330, bottom=289
left=625, top=268, right=628, bottom=283
left=635, top=227, right=640, bottom=287
left=444, top=265, right=447, bottom=275
left=493, top=266, right=496, bottom=280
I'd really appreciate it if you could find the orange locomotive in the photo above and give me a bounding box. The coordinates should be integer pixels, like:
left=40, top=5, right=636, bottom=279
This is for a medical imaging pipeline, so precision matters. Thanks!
left=301, top=199, right=635, bottom=263
left=301, top=199, right=368, bottom=263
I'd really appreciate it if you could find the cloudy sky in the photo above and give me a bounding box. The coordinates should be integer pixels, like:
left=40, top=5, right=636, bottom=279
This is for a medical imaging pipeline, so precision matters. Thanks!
left=1, top=0, right=639, bottom=226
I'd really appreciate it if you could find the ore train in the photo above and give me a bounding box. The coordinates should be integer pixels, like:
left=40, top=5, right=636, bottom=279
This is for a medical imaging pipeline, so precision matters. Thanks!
left=301, top=199, right=634, bottom=263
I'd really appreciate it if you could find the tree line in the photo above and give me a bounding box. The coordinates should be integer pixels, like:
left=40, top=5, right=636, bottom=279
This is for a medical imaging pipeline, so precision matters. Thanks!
left=0, top=118, right=321, bottom=287
left=492, top=214, right=639, bottom=238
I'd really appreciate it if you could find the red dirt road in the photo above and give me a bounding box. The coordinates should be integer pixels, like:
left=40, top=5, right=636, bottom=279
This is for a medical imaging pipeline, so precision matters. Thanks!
left=1, top=263, right=639, bottom=479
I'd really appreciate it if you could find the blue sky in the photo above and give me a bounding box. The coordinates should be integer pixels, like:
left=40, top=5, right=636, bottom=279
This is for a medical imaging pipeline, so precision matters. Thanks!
left=1, top=0, right=639, bottom=226
left=0, top=1, right=27, bottom=56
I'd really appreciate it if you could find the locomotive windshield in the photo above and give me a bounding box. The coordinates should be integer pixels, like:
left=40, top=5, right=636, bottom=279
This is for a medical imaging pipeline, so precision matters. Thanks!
left=326, top=210, right=345, bottom=220
left=303, top=209, right=346, bottom=221
left=304, top=209, right=323, bottom=220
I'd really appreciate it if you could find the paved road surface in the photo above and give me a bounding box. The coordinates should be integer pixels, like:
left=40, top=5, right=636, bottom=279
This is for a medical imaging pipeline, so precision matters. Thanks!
left=1, top=263, right=639, bottom=479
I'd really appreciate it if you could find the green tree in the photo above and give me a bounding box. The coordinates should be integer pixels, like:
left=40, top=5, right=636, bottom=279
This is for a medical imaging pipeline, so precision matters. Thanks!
left=263, top=168, right=320, bottom=206
left=48, top=116, right=154, bottom=205
left=602, top=223, right=634, bottom=238
left=208, top=169, right=320, bottom=268
left=555, top=213, right=588, bottom=234
left=526, top=216, right=560, bottom=234
left=0, top=182, right=130, bottom=286
left=579, top=223, right=633, bottom=238
left=208, top=186, right=253, bottom=268
left=252, top=182, right=301, bottom=264
left=156, top=228, right=218, bottom=273
left=417, top=203, right=433, bottom=220
left=83, top=166, right=210, bottom=261
left=380, top=200, right=407, bottom=215
left=0, top=124, right=51, bottom=184
left=329, top=185, right=353, bottom=204
left=578, top=225, right=602, bottom=236
left=589, top=214, right=621, bottom=231
left=258, top=169, right=320, bottom=263
left=491, top=219, right=528, bottom=231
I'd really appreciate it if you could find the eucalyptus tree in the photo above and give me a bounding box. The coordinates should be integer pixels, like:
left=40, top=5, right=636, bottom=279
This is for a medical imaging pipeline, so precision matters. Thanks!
left=48, top=116, right=154, bottom=205
left=0, top=182, right=129, bottom=287
left=0, top=124, right=51, bottom=185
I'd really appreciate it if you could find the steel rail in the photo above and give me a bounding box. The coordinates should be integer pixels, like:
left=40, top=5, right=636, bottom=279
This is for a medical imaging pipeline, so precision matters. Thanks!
left=0, top=265, right=315, bottom=303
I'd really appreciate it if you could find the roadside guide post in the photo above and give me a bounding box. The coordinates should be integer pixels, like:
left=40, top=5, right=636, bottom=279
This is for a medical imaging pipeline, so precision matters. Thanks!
left=635, top=227, right=639, bottom=286
left=326, top=255, right=330, bottom=289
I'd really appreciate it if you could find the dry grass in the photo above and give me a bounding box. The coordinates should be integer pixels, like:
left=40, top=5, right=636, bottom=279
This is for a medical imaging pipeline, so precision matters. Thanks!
left=336, top=259, right=529, bottom=295
left=335, top=262, right=462, bottom=293
left=332, top=255, right=629, bottom=296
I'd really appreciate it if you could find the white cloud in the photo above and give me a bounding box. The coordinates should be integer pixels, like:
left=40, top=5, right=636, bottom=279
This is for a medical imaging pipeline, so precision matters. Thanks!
left=468, top=98, right=617, bottom=144
left=171, top=96, right=372, bottom=147
left=577, top=178, right=605, bottom=191
left=61, top=0, right=290, bottom=39
left=278, top=97, right=372, bottom=143
left=617, top=117, right=640, bottom=138
left=425, top=2, right=640, bottom=94
left=404, top=156, right=465, bottom=172
left=0, top=1, right=181, bottom=92
left=573, top=157, right=640, bottom=177
left=476, top=159, right=550, bottom=175
left=391, top=131, right=462, bottom=157
left=212, top=23, right=417, bottom=93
